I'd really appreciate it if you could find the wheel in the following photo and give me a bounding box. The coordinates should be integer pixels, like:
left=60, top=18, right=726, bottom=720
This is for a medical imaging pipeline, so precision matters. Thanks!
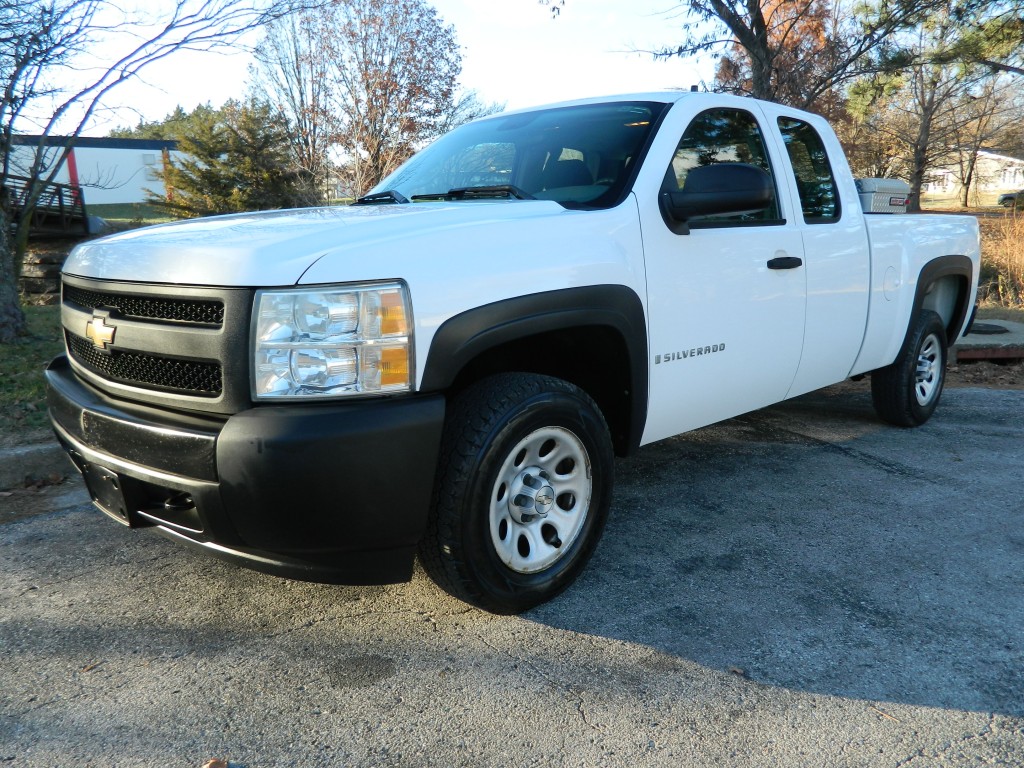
left=871, top=309, right=947, bottom=427
left=420, top=373, right=614, bottom=613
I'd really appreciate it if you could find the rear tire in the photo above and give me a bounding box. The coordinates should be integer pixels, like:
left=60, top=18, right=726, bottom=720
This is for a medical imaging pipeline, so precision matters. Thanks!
left=420, top=373, right=614, bottom=614
left=871, top=309, right=947, bottom=427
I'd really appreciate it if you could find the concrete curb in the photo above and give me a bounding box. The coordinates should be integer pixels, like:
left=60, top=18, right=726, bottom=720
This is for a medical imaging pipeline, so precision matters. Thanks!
left=0, top=442, right=72, bottom=491
left=955, top=319, right=1024, bottom=362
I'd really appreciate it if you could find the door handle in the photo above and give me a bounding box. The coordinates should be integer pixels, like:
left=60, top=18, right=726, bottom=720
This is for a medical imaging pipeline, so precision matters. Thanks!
left=767, top=256, right=803, bottom=270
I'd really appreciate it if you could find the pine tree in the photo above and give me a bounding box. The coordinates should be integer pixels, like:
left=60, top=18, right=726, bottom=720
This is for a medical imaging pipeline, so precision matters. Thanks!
left=148, top=99, right=312, bottom=218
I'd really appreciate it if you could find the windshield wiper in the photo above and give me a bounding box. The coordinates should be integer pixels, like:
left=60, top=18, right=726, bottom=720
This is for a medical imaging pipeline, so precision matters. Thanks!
left=352, top=189, right=410, bottom=205
left=411, top=185, right=536, bottom=202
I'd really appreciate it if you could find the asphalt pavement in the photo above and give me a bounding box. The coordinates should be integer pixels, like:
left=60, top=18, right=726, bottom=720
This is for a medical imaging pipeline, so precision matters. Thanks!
left=1, top=382, right=1021, bottom=767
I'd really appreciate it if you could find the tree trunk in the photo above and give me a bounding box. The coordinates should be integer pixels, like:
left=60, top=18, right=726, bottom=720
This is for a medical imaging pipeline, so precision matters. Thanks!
left=0, top=206, right=27, bottom=343
left=906, top=78, right=937, bottom=214
left=0, top=231, right=27, bottom=342
left=958, top=152, right=977, bottom=208
left=907, top=137, right=930, bottom=214
left=749, top=52, right=775, bottom=101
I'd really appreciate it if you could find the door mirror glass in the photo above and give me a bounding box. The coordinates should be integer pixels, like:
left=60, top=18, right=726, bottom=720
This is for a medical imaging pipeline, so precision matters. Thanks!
left=660, top=107, right=780, bottom=234
left=660, top=163, right=774, bottom=227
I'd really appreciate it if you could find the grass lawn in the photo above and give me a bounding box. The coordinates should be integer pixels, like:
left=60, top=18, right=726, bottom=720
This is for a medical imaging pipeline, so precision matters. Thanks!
left=919, top=190, right=1011, bottom=211
left=977, top=305, right=1024, bottom=324
left=89, top=202, right=175, bottom=227
left=1, top=304, right=63, bottom=444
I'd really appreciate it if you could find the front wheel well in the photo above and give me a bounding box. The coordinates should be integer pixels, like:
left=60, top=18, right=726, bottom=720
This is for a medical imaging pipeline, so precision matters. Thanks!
left=446, top=325, right=637, bottom=456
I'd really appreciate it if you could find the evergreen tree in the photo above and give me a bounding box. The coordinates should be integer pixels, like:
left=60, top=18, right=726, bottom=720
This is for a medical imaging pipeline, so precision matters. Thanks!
left=109, top=104, right=219, bottom=142
left=147, top=99, right=312, bottom=217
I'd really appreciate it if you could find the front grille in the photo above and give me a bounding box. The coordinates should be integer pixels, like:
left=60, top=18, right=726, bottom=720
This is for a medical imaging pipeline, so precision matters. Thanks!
left=63, top=285, right=225, bottom=327
left=61, top=276, right=252, bottom=414
left=67, top=332, right=222, bottom=397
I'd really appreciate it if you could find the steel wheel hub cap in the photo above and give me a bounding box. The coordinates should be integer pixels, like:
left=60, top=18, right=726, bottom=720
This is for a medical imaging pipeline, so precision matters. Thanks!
left=489, top=426, right=592, bottom=574
left=508, top=468, right=556, bottom=524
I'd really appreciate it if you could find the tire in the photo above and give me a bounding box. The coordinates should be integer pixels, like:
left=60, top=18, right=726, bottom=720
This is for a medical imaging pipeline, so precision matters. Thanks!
left=871, top=309, right=947, bottom=427
left=420, top=373, right=614, bottom=614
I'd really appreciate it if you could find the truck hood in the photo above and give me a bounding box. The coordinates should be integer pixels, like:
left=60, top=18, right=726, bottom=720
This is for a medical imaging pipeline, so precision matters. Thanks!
left=63, top=201, right=570, bottom=286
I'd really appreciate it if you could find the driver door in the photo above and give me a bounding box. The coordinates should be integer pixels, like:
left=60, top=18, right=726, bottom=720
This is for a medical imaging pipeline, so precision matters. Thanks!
left=640, top=105, right=807, bottom=443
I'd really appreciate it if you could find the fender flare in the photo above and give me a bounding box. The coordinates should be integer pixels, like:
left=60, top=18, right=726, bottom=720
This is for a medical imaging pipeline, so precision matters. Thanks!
left=420, top=285, right=649, bottom=452
left=912, top=254, right=975, bottom=344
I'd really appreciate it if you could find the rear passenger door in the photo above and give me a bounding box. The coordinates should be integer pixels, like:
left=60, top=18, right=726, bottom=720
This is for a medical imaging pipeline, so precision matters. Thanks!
left=639, top=104, right=807, bottom=443
left=767, top=107, right=871, bottom=397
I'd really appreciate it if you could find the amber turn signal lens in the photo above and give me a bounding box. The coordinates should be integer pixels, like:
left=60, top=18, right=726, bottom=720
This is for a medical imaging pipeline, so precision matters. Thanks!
left=379, top=290, right=408, bottom=336
left=378, top=346, right=410, bottom=388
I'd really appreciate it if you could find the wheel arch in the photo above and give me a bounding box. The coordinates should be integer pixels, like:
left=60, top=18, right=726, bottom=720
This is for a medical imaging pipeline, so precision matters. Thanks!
left=419, top=286, right=648, bottom=456
left=913, top=255, right=975, bottom=346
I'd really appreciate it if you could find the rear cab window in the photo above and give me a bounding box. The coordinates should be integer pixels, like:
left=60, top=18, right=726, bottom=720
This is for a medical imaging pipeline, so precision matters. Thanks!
left=777, top=117, right=841, bottom=223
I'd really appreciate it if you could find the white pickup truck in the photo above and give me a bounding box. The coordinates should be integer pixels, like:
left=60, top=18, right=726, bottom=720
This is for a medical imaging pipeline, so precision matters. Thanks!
left=47, top=92, right=980, bottom=613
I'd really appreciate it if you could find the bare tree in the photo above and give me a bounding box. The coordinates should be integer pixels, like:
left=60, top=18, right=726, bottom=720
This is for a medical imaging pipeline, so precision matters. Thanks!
left=253, top=1, right=500, bottom=201
left=845, top=70, right=965, bottom=211
left=839, top=113, right=910, bottom=180
left=538, top=0, right=565, bottom=18
left=544, top=0, right=955, bottom=111
left=251, top=6, right=336, bottom=204
left=844, top=3, right=1003, bottom=210
left=947, top=77, right=1024, bottom=206
left=322, top=0, right=463, bottom=198
left=0, top=0, right=310, bottom=343
left=903, top=64, right=968, bottom=210
left=654, top=0, right=947, bottom=108
left=435, top=89, right=505, bottom=136
left=709, top=0, right=849, bottom=117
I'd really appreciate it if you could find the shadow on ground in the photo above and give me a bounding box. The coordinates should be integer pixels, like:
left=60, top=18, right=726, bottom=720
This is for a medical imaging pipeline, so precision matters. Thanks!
left=528, top=383, right=1024, bottom=716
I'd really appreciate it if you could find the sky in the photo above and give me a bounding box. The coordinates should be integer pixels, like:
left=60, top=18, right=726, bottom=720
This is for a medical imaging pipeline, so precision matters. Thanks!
left=84, top=0, right=714, bottom=136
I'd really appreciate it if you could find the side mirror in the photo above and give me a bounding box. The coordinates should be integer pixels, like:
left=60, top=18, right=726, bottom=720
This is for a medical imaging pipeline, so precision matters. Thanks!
left=660, top=163, right=774, bottom=235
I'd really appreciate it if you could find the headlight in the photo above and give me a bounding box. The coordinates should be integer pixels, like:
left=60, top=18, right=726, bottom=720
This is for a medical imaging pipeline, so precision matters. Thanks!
left=252, top=282, right=412, bottom=400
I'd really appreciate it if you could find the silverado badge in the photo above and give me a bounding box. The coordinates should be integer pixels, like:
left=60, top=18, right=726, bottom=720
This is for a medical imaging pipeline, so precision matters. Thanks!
left=85, top=315, right=116, bottom=351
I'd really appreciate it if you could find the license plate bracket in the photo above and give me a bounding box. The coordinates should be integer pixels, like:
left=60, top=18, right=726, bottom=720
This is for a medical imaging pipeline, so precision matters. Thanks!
left=81, top=463, right=131, bottom=526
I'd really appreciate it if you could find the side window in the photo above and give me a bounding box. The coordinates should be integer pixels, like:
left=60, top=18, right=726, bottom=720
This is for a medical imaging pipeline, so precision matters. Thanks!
left=662, top=108, right=781, bottom=225
left=777, top=117, right=840, bottom=223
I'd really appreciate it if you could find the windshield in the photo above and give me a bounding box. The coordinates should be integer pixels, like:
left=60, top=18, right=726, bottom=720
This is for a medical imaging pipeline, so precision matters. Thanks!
left=369, top=101, right=669, bottom=209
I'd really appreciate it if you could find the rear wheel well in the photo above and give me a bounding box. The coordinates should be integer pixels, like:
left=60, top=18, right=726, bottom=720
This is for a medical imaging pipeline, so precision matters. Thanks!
left=447, top=325, right=636, bottom=456
left=914, top=256, right=975, bottom=344
left=920, top=273, right=968, bottom=342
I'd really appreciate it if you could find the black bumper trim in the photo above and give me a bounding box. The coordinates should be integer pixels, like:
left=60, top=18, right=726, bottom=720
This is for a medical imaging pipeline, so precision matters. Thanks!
left=48, top=355, right=222, bottom=482
left=215, top=395, right=445, bottom=557
left=46, top=356, right=447, bottom=585
left=155, top=526, right=418, bottom=586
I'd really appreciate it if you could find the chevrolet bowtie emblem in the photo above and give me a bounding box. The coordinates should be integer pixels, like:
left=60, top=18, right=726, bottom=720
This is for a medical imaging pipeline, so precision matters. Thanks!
left=85, top=316, right=116, bottom=351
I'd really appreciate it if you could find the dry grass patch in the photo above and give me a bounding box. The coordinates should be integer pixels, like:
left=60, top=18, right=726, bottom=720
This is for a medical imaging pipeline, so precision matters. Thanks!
left=979, top=211, right=1024, bottom=308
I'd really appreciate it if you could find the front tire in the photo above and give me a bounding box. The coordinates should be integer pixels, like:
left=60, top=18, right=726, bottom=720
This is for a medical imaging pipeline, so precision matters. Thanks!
left=871, top=309, right=947, bottom=427
left=420, top=373, right=614, bottom=614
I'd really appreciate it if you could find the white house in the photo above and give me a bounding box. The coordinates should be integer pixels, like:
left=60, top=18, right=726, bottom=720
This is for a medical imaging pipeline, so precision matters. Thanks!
left=9, top=135, right=183, bottom=206
left=925, top=149, right=1024, bottom=195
